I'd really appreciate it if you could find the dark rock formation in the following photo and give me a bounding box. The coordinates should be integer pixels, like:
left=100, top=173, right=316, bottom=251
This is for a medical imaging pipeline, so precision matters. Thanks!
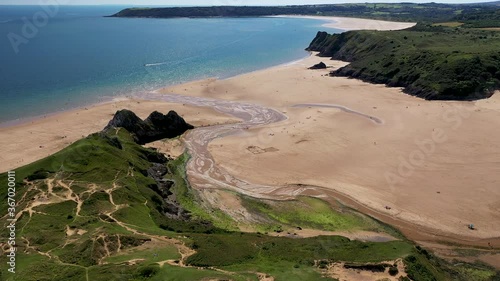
left=102, top=109, right=193, bottom=220
left=308, top=62, right=327, bottom=70
left=104, top=109, right=194, bottom=144
left=147, top=162, right=190, bottom=220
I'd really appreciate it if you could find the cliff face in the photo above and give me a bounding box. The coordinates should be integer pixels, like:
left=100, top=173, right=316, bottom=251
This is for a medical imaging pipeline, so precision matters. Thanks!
left=306, top=28, right=500, bottom=100
left=104, top=109, right=194, bottom=144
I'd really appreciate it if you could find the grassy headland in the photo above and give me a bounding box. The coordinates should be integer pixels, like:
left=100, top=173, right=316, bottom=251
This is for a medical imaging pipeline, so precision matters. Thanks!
left=307, top=23, right=500, bottom=100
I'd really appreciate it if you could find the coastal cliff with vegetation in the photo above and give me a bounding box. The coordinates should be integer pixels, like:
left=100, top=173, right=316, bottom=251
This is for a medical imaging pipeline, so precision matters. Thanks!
left=307, top=23, right=500, bottom=100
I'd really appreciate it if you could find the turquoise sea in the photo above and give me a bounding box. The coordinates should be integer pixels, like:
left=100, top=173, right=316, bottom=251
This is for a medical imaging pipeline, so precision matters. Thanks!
left=0, top=5, right=340, bottom=123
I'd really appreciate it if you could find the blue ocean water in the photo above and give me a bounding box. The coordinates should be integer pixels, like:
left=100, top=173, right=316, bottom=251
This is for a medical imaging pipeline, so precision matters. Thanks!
left=0, top=5, right=340, bottom=123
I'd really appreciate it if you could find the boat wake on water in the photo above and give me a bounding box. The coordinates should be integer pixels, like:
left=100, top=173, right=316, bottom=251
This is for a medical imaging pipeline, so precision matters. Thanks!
left=144, top=62, right=170, bottom=67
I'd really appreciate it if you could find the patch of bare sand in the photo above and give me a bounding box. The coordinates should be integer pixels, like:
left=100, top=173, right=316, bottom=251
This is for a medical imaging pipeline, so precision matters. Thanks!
left=162, top=54, right=500, bottom=244
left=0, top=99, right=239, bottom=173
left=147, top=138, right=185, bottom=159
left=256, top=273, right=274, bottom=281
left=324, top=259, right=408, bottom=281
left=126, top=259, right=146, bottom=265
left=273, top=15, right=416, bottom=31
left=270, top=228, right=396, bottom=242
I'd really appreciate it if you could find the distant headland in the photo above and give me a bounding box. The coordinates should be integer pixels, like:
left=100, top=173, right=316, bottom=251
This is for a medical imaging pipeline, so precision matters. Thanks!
left=110, top=2, right=500, bottom=24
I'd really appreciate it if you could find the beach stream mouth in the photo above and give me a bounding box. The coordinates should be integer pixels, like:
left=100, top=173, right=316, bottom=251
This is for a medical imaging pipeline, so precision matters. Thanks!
left=138, top=94, right=419, bottom=241
left=139, top=93, right=383, bottom=200
left=139, top=92, right=296, bottom=200
left=138, top=92, right=493, bottom=245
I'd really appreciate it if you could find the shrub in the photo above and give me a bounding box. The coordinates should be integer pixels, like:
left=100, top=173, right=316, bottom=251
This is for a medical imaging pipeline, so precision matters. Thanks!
left=389, top=266, right=399, bottom=276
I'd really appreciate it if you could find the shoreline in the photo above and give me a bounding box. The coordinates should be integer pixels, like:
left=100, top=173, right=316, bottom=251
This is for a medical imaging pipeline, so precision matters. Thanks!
left=0, top=51, right=313, bottom=130
left=0, top=15, right=410, bottom=128
left=0, top=96, right=131, bottom=129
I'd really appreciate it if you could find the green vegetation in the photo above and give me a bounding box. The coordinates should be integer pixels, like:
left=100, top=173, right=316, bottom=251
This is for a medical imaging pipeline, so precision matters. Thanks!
left=241, top=195, right=401, bottom=237
left=454, top=8, right=500, bottom=28
left=165, top=153, right=238, bottom=231
left=187, top=233, right=413, bottom=266
left=307, top=24, right=500, bottom=100
left=432, top=21, right=464, bottom=27
left=403, top=246, right=500, bottom=281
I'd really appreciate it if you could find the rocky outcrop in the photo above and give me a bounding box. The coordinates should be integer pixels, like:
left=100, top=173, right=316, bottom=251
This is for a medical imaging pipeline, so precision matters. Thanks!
left=309, top=62, right=327, bottom=69
left=102, top=109, right=193, bottom=219
left=148, top=163, right=190, bottom=220
left=104, top=109, right=194, bottom=144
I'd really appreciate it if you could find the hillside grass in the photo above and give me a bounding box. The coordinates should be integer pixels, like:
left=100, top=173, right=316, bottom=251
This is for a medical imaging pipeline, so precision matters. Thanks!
left=241, top=195, right=403, bottom=239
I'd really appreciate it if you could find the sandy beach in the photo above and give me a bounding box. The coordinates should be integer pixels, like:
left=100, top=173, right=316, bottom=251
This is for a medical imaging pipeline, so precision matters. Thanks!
left=2, top=17, right=499, bottom=253
left=272, top=15, right=416, bottom=31
left=161, top=55, right=500, bottom=245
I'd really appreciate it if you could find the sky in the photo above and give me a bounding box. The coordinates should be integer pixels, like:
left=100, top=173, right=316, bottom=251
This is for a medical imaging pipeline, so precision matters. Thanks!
left=0, top=0, right=495, bottom=5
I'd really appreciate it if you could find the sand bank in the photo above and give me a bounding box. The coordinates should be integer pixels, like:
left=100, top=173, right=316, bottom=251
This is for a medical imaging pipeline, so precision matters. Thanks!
left=272, top=15, right=416, bottom=31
